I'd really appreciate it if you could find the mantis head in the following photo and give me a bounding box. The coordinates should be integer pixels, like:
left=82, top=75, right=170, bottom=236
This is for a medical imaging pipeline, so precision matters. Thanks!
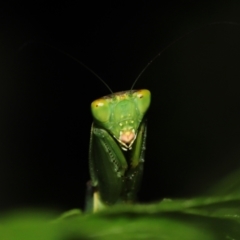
left=91, top=89, right=151, bottom=150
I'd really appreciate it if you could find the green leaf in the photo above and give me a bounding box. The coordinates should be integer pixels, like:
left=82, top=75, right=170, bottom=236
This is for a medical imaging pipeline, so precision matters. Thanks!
left=2, top=168, right=240, bottom=240
left=1, top=194, right=240, bottom=240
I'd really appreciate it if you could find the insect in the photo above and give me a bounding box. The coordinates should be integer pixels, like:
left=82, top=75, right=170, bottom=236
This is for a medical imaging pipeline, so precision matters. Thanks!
left=67, top=58, right=152, bottom=213
left=89, top=89, right=151, bottom=212
left=77, top=59, right=151, bottom=212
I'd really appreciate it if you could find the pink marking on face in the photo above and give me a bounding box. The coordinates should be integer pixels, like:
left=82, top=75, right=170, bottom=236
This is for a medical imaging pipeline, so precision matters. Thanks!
left=120, top=131, right=135, bottom=144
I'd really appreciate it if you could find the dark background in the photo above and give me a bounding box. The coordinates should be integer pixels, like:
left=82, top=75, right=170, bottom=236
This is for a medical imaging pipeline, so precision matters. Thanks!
left=1, top=0, right=240, bottom=212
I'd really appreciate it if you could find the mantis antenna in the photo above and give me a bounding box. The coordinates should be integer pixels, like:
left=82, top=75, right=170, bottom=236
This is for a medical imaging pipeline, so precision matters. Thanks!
left=20, top=21, right=240, bottom=93
left=130, top=21, right=240, bottom=90
left=18, top=41, right=113, bottom=93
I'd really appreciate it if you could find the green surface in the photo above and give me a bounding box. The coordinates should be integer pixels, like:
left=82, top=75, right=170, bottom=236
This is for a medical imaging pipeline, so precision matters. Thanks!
left=1, top=168, right=240, bottom=240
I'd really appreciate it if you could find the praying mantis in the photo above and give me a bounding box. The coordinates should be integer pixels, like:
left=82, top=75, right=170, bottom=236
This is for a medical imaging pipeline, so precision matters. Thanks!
left=80, top=60, right=152, bottom=212
left=89, top=89, right=151, bottom=212
left=67, top=57, right=153, bottom=212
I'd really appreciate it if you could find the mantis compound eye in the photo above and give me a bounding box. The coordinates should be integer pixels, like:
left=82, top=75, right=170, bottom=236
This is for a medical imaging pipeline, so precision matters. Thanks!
left=133, top=89, right=151, bottom=116
left=91, top=98, right=111, bottom=123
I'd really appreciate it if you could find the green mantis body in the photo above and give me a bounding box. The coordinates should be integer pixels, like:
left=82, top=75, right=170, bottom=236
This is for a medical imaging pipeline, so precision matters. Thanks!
left=89, top=89, right=151, bottom=212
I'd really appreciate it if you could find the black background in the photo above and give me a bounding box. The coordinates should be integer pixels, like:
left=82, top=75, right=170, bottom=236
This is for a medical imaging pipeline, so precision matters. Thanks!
left=1, top=0, right=240, bottom=212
